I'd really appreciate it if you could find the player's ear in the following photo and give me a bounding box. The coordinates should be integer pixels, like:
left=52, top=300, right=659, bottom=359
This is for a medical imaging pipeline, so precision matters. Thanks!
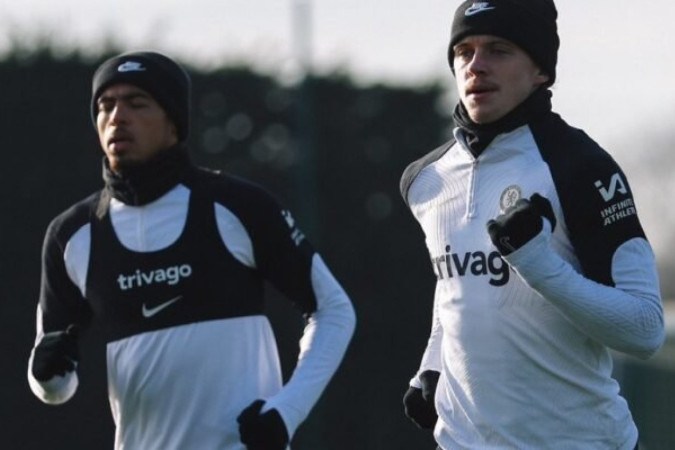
left=534, top=67, right=550, bottom=86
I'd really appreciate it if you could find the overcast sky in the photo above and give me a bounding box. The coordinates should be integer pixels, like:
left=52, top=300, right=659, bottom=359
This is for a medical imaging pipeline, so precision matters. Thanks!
left=2, top=0, right=674, bottom=256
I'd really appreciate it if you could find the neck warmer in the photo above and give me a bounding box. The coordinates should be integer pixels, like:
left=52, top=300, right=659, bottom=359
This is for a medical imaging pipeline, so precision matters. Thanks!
left=101, top=144, right=192, bottom=207
left=453, top=87, right=553, bottom=157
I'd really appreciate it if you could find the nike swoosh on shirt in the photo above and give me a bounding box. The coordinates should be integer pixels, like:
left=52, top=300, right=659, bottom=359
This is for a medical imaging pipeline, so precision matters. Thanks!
left=142, top=296, right=182, bottom=318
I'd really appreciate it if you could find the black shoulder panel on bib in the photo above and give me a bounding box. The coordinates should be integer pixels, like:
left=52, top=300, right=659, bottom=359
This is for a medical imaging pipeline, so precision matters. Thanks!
left=187, top=168, right=318, bottom=316
left=40, top=192, right=100, bottom=332
left=530, top=113, right=646, bottom=286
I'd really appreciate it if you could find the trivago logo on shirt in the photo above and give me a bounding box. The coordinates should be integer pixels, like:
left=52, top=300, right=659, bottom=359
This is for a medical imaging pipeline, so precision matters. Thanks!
left=117, top=264, right=193, bottom=291
left=430, top=245, right=509, bottom=287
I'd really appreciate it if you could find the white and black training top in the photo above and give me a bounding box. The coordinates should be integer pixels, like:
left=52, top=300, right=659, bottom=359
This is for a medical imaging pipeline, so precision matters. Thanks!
left=28, top=167, right=356, bottom=450
left=400, top=110, right=664, bottom=449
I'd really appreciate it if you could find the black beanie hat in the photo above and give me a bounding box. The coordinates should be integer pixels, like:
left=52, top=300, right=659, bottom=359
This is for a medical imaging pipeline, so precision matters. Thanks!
left=448, top=0, right=559, bottom=86
left=91, top=51, right=191, bottom=142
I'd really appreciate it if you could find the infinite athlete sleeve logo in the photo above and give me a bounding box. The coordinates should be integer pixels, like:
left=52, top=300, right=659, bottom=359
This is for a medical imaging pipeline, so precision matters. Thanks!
left=594, top=173, right=636, bottom=227
left=281, top=210, right=306, bottom=246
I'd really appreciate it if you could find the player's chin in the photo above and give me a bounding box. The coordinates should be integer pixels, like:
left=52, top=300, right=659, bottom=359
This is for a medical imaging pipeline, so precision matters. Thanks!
left=107, top=153, right=140, bottom=174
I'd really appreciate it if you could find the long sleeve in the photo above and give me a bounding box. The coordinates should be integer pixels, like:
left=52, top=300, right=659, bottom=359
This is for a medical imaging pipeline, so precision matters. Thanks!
left=212, top=177, right=356, bottom=438
left=505, top=224, right=665, bottom=359
left=263, top=255, right=355, bottom=437
left=28, top=201, right=93, bottom=404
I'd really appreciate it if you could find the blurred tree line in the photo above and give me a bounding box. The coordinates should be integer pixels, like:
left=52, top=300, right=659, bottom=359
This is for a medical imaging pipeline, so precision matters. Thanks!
left=2, top=47, right=672, bottom=449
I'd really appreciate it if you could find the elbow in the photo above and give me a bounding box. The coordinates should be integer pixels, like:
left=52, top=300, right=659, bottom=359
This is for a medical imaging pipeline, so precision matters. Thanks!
left=330, top=297, right=357, bottom=340
left=623, top=328, right=666, bottom=361
left=626, top=300, right=667, bottom=360
left=345, top=300, right=357, bottom=337
left=311, top=292, right=357, bottom=340
left=640, top=330, right=666, bottom=360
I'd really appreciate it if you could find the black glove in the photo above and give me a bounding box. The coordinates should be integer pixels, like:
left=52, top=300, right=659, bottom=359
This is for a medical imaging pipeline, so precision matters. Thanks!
left=486, top=193, right=556, bottom=255
left=31, top=324, right=79, bottom=382
left=403, top=370, right=440, bottom=429
left=237, top=399, right=289, bottom=450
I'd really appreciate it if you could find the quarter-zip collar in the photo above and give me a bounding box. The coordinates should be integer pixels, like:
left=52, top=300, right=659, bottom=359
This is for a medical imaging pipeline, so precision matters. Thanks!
left=453, top=88, right=553, bottom=158
left=102, top=144, right=192, bottom=207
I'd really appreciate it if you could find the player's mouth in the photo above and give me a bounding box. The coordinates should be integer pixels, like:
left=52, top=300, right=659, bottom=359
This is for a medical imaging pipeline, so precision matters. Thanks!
left=108, top=133, right=134, bottom=151
left=466, top=83, right=498, bottom=99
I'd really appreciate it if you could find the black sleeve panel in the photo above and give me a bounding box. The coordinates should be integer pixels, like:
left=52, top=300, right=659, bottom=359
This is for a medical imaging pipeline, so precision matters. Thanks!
left=531, top=114, right=646, bottom=286
left=399, top=139, right=454, bottom=207
left=39, top=195, right=97, bottom=333
left=194, top=169, right=317, bottom=314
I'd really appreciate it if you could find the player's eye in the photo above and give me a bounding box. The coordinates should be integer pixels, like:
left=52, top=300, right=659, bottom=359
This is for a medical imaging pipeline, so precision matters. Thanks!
left=97, top=100, right=115, bottom=114
left=454, top=47, right=474, bottom=61
left=129, top=98, right=151, bottom=109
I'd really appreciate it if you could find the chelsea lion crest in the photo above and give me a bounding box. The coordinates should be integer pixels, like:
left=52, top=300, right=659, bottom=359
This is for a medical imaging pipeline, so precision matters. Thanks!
left=499, top=185, right=522, bottom=212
